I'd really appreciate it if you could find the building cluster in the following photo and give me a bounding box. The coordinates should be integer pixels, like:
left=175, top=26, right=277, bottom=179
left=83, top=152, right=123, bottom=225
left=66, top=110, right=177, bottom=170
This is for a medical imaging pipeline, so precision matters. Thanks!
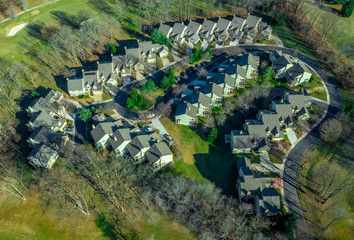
left=269, top=50, right=312, bottom=86
left=226, top=90, right=312, bottom=154
left=90, top=114, right=173, bottom=170
left=25, top=90, right=69, bottom=169
left=158, top=13, right=272, bottom=46
left=175, top=53, right=260, bottom=125
left=236, top=157, right=280, bottom=217
left=66, top=40, right=169, bottom=97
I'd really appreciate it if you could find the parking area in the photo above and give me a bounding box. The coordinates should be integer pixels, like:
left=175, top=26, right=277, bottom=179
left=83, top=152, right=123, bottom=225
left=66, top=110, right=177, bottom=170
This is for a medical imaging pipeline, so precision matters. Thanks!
left=149, top=117, right=174, bottom=145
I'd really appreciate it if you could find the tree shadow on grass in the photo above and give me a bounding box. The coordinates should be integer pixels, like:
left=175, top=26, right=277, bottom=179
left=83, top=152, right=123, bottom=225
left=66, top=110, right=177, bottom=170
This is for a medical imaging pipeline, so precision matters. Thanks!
left=194, top=139, right=239, bottom=196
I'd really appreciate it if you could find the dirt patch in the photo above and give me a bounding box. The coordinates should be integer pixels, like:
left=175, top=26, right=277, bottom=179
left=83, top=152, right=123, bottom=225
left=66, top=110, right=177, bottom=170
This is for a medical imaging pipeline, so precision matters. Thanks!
left=31, top=10, right=40, bottom=15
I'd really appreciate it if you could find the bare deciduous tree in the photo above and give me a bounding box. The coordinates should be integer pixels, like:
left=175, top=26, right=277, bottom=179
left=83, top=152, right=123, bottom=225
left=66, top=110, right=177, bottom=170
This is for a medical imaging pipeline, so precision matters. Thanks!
left=319, top=118, right=342, bottom=142
left=0, top=158, right=27, bottom=200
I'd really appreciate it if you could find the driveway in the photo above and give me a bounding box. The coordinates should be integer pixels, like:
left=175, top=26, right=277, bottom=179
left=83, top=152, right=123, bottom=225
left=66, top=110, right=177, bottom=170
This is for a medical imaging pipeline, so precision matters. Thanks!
left=150, top=117, right=169, bottom=138
left=287, top=130, right=297, bottom=146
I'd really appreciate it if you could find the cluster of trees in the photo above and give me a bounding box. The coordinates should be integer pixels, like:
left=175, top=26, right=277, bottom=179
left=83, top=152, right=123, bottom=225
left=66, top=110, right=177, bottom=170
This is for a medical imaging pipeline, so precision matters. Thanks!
left=160, top=67, right=176, bottom=89
left=141, top=79, right=155, bottom=93
left=151, top=29, right=171, bottom=46
left=0, top=0, right=28, bottom=19
left=190, top=46, right=212, bottom=64
left=31, top=13, right=120, bottom=74
left=276, top=0, right=354, bottom=91
left=257, top=66, right=275, bottom=84
left=126, top=89, right=148, bottom=111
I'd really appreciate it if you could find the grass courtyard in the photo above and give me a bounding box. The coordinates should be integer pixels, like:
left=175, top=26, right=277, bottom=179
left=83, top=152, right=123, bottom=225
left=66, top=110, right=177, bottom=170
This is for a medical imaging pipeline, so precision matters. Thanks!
left=161, top=117, right=242, bottom=196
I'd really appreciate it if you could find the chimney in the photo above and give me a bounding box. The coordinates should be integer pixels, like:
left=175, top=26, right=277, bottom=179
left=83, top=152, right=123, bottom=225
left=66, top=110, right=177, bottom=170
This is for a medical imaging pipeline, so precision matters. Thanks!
left=160, top=23, right=162, bottom=25
left=97, top=61, right=99, bottom=65
left=114, top=136, right=117, bottom=141
left=219, top=16, right=221, bottom=19
left=137, top=39, right=139, bottom=43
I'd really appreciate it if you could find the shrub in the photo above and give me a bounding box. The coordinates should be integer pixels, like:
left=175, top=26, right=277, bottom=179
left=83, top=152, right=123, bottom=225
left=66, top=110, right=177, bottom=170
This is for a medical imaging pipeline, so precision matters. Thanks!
left=31, top=91, right=40, bottom=98
left=78, top=108, right=92, bottom=122
left=212, top=106, right=223, bottom=114
left=207, top=128, right=218, bottom=144
left=141, top=79, right=155, bottom=93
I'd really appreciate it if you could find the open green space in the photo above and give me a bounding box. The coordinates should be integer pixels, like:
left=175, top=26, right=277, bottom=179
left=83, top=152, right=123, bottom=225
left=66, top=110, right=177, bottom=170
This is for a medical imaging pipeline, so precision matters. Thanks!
left=0, top=0, right=130, bottom=63
left=298, top=136, right=354, bottom=239
left=161, top=117, right=242, bottom=196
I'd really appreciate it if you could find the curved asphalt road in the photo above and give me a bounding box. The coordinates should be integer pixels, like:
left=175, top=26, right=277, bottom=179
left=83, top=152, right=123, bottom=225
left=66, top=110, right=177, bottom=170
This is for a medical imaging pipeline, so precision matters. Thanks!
left=75, top=44, right=342, bottom=238
left=213, top=45, right=342, bottom=239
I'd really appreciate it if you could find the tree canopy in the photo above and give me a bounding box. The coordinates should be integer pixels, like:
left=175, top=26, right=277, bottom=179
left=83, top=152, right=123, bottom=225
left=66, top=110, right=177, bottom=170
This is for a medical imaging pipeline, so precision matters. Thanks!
left=126, top=89, right=148, bottom=111
left=151, top=29, right=171, bottom=46
left=78, top=108, right=92, bottom=122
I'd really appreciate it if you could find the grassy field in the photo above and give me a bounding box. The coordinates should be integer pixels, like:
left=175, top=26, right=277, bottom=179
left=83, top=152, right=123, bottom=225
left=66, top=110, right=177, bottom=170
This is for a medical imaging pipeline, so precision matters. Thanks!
left=0, top=0, right=131, bottom=62
left=0, top=193, right=105, bottom=240
left=272, top=24, right=318, bottom=61
left=298, top=136, right=354, bottom=239
left=161, top=117, right=242, bottom=196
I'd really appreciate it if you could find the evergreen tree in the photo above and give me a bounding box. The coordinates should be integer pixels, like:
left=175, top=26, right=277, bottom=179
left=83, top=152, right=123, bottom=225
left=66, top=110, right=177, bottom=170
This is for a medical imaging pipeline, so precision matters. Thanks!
left=342, top=0, right=354, bottom=17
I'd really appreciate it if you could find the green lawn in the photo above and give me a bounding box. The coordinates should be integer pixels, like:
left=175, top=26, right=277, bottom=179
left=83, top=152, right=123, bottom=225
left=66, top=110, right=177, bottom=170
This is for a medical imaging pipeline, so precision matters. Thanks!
left=161, top=118, right=240, bottom=196
left=0, top=0, right=130, bottom=63
left=0, top=193, right=106, bottom=240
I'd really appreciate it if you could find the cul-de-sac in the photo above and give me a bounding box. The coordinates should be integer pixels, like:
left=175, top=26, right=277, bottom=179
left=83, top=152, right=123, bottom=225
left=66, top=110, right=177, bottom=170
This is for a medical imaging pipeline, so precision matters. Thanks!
left=0, top=0, right=353, bottom=239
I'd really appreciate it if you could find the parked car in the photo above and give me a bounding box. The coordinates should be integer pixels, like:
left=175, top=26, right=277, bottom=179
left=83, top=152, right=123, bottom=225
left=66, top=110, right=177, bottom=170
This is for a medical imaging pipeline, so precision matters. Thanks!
left=174, top=97, right=182, bottom=101
left=176, top=75, right=180, bottom=81
left=196, top=63, right=201, bottom=69
left=145, top=126, right=153, bottom=132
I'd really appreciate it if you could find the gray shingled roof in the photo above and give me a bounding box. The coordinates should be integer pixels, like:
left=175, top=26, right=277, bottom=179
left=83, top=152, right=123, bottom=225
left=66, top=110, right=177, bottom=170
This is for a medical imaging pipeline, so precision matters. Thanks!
left=215, top=17, right=231, bottom=32
left=28, top=110, right=65, bottom=130
left=287, top=62, right=310, bottom=78
left=201, top=19, right=216, bottom=33
left=226, top=64, right=247, bottom=78
left=44, top=90, right=63, bottom=103
left=28, top=144, right=58, bottom=169
left=29, top=97, right=60, bottom=114
left=90, top=121, right=123, bottom=144
left=230, top=16, right=246, bottom=30
left=98, top=61, right=113, bottom=79
left=28, top=126, right=65, bottom=147
left=67, top=77, right=84, bottom=92
left=126, top=133, right=160, bottom=158
left=175, top=102, right=198, bottom=118
left=209, top=73, right=236, bottom=88
left=272, top=55, right=294, bottom=71
left=170, top=23, right=186, bottom=40
left=158, top=24, right=172, bottom=37
left=185, top=20, right=201, bottom=36
left=138, top=41, right=155, bottom=58
left=145, top=142, right=173, bottom=164
left=284, top=90, right=311, bottom=112
left=199, top=83, right=223, bottom=98
left=182, top=91, right=211, bottom=107
left=245, top=14, right=261, bottom=29
left=83, top=70, right=99, bottom=87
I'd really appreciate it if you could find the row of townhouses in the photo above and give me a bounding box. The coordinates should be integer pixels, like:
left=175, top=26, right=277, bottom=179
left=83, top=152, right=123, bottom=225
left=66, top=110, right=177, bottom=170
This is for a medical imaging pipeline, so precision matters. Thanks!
left=270, top=50, right=312, bottom=86
left=158, top=13, right=272, bottom=46
left=66, top=40, right=169, bottom=97
left=236, top=157, right=280, bottom=217
left=90, top=114, right=173, bottom=170
left=175, top=53, right=260, bottom=125
left=226, top=90, right=312, bottom=154
left=25, top=90, right=69, bottom=169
